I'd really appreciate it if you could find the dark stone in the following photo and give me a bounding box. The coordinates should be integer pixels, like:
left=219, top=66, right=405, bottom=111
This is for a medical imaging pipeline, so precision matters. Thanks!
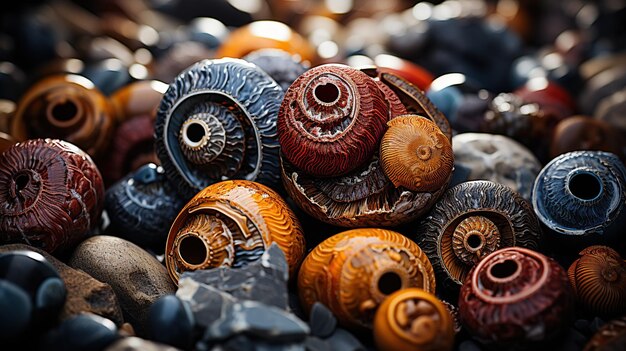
left=105, top=337, right=182, bottom=351
left=0, top=280, right=32, bottom=341
left=82, top=58, right=133, bottom=96
left=221, top=335, right=255, bottom=351
left=147, top=295, right=195, bottom=350
left=0, top=244, right=124, bottom=325
left=308, top=303, right=337, bottom=338
left=326, top=329, right=366, bottom=351
left=182, top=243, right=289, bottom=309
left=304, top=336, right=331, bottom=351
left=458, top=340, right=484, bottom=351
left=40, top=314, right=119, bottom=351
left=177, top=279, right=237, bottom=329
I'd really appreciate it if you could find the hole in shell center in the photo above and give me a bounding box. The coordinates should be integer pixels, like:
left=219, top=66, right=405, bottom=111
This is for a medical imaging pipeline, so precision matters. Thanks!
left=50, top=100, right=79, bottom=122
left=314, top=83, right=340, bottom=104
left=178, top=235, right=208, bottom=266
left=490, top=259, right=519, bottom=280
left=14, top=173, right=30, bottom=191
left=185, top=122, right=207, bottom=144
left=466, top=233, right=483, bottom=250
left=569, top=172, right=602, bottom=201
left=378, top=271, right=403, bottom=295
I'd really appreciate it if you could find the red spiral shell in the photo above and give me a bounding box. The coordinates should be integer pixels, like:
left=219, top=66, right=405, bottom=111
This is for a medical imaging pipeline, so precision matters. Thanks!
left=278, top=64, right=389, bottom=177
left=0, top=139, right=104, bottom=253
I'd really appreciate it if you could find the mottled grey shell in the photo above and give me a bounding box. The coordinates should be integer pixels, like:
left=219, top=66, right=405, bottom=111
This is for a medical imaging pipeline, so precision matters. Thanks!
left=416, top=180, right=542, bottom=292
left=155, top=58, right=284, bottom=199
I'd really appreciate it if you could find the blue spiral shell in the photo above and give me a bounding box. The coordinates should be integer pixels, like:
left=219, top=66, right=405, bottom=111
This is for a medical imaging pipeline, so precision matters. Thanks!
left=155, top=58, right=284, bottom=198
left=532, top=151, right=626, bottom=242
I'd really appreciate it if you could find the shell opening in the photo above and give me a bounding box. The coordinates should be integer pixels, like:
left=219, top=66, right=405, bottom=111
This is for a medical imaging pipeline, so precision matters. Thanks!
left=568, top=171, right=602, bottom=201
left=14, top=173, right=30, bottom=191
left=184, top=122, right=207, bottom=146
left=489, top=259, right=519, bottom=280
left=178, top=235, right=208, bottom=266
left=378, top=271, right=403, bottom=295
left=46, top=97, right=83, bottom=127
left=314, top=82, right=340, bottom=105
left=466, top=233, right=482, bottom=250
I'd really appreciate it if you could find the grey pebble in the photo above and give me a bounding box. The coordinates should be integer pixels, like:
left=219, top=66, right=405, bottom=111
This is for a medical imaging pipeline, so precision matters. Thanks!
left=308, top=302, right=337, bottom=338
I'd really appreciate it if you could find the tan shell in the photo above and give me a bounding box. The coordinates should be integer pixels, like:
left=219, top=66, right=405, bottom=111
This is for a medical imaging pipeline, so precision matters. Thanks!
left=297, top=228, right=435, bottom=329
left=380, top=115, right=453, bottom=192
left=451, top=216, right=500, bottom=266
left=165, top=180, right=306, bottom=284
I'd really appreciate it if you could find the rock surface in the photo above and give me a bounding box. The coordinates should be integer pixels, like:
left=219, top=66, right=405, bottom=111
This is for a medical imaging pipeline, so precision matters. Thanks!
left=105, top=337, right=182, bottom=351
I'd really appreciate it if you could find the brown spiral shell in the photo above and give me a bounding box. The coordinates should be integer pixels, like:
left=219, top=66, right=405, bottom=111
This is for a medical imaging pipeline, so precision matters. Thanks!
left=380, top=115, right=453, bottom=192
left=458, top=247, right=574, bottom=347
left=374, top=288, right=455, bottom=351
left=297, top=228, right=436, bottom=329
left=278, top=64, right=389, bottom=177
left=10, top=75, right=115, bottom=159
left=584, top=315, right=626, bottom=351
left=451, top=216, right=500, bottom=266
left=568, top=245, right=626, bottom=317
left=0, top=139, right=104, bottom=253
left=165, top=180, right=306, bottom=284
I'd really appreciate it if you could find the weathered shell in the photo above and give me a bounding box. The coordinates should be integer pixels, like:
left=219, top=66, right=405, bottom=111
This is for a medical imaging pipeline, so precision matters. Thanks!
left=458, top=247, right=574, bottom=347
left=584, top=315, right=626, bottom=351
left=374, top=288, right=455, bottom=351
left=243, top=49, right=309, bottom=91
left=278, top=64, right=389, bottom=177
left=155, top=58, right=284, bottom=199
left=416, top=181, right=542, bottom=291
left=11, top=75, right=115, bottom=159
left=380, top=115, right=453, bottom=192
left=105, top=164, right=185, bottom=252
left=298, top=228, right=436, bottom=329
left=568, top=246, right=626, bottom=317
left=0, top=139, right=104, bottom=253
left=165, top=180, right=305, bottom=283
left=532, top=151, right=626, bottom=245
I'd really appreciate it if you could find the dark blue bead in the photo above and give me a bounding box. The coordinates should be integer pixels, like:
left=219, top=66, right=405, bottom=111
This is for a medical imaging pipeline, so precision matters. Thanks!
left=0, top=280, right=32, bottom=341
left=82, top=59, right=132, bottom=96
left=40, top=314, right=119, bottom=351
left=147, top=295, right=195, bottom=349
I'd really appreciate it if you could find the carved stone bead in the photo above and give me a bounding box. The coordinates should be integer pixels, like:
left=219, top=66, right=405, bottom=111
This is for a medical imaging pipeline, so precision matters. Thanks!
left=0, top=139, right=104, bottom=253
left=165, top=180, right=306, bottom=284
left=298, top=228, right=436, bottom=329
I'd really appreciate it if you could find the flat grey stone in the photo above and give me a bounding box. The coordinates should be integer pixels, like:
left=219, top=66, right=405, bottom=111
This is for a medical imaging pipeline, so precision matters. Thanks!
left=308, top=303, right=336, bottom=338
left=177, top=278, right=236, bottom=329
left=326, top=329, right=366, bottom=351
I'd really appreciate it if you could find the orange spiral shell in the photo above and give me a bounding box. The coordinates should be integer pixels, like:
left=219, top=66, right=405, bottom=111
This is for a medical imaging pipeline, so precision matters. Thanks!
left=278, top=64, right=389, bottom=177
left=297, top=228, right=435, bottom=329
left=165, top=180, right=306, bottom=284
left=380, top=115, right=453, bottom=192
left=568, top=245, right=626, bottom=317
left=374, top=288, right=455, bottom=351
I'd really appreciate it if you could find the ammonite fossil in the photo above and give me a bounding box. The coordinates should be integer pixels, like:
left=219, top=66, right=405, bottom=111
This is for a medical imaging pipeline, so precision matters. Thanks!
left=532, top=151, right=626, bottom=246
left=165, top=180, right=305, bottom=283
left=584, top=315, right=626, bottom=351
left=416, top=181, right=542, bottom=292
left=280, top=68, right=453, bottom=227
left=277, top=64, right=389, bottom=177
left=298, top=228, right=436, bottom=329
left=105, top=164, right=185, bottom=252
left=373, top=288, right=454, bottom=351
left=10, top=75, right=115, bottom=159
left=0, top=139, right=104, bottom=253
left=243, top=49, right=308, bottom=91
left=155, top=58, right=284, bottom=199
left=380, top=115, right=453, bottom=192
left=568, top=246, right=626, bottom=317
left=458, top=247, right=574, bottom=347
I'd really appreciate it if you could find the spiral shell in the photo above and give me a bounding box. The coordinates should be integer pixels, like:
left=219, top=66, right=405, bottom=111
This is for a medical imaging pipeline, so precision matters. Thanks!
left=11, top=75, right=115, bottom=159
left=458, top=247, right=574, bottom=346
left=155, top=58, right=284, bottom=199
left=532, top=151, right=626, bottom=245
left=165, top=180, right=305, bottom=284
left=298, top=228, right=435, bottom=329
left=105, top=164, right=185, bottom=252
left=584, top=315, right=626, bottom=351
left=380, top=115, right=453, bottom=192
left=278, top=64, right=389, bottom=177
left=416, top=181, right=542, bottom=291
left=568, top=245, right=626, bottom=317
left=0, top=139, right=104, bottom=253
left=374, top=288, right=454, bottom=351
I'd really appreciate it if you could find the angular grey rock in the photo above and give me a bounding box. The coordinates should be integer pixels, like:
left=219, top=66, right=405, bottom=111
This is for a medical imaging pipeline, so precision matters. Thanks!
left=105, top=337, right=182, bottom=351
left=181, top=243, right=289, bottom=309
left=308, top=303, right=337, bottom=338
left=177, top=278, right=237, bottom=329
left=304, top=336, right=331, bottom=351
left=326, top=328, right=366, bottom=351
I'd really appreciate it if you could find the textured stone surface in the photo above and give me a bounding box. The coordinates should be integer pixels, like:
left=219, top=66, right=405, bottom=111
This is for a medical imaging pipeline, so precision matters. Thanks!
left=0, top=244, right=123, bottom=325
left=69, top=236, right=175, bottom=333
left=105, top=337, right=182, bottom=351
left=177, top=279, right=237, bottom=330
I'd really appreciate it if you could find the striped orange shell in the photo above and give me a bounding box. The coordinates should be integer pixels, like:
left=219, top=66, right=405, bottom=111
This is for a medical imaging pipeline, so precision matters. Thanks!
left=380, top=115, right=453, bottom=192
left=568, top=245, right=626, bottom=317
left=165, top=180, right=306, bottom=284
left=297, top=228, right=435, bottom=329
left=278, top=64, right=389, bottom=177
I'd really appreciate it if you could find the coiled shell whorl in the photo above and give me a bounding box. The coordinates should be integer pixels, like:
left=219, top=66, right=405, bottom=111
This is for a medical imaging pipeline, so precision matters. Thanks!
left=380, top=115, right=454, bottom=192
left=297, top=228, right=436, bottom=329
left=0, top=139, right=104, bottom=253
left=568, top=245, right=626, bottom=317
left=155, top=58, right=284, bottom=199
left=165, top=180, right=305, bottom=284
left=278, top=64, right=389, bottom=177
left=416, top=181, right=542, bottom=292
